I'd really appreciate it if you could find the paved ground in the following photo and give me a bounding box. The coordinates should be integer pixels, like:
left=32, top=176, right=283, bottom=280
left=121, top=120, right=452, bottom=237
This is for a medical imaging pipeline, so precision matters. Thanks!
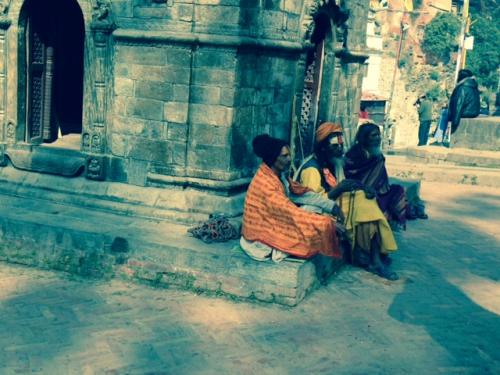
left=0, top=181, right=499, bottom=375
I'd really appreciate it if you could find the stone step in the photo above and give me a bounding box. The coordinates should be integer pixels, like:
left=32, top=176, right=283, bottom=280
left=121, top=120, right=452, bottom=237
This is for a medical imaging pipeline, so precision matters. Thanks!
left=392, top=146, right=500, bottom=169
left=0, top=165, right=244, bottom=224
left=0, top=193, right=341, bottom=306
left=386, top=155, right=500, bottom=188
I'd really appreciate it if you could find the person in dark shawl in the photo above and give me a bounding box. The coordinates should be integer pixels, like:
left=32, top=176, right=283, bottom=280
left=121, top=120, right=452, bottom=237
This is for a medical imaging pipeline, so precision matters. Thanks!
left=344, top=122, right=407, bottom=228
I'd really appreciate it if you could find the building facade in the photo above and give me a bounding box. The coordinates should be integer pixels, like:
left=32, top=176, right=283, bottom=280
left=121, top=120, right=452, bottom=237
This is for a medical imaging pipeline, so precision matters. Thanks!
left=0, top=0, right=369, bottom=220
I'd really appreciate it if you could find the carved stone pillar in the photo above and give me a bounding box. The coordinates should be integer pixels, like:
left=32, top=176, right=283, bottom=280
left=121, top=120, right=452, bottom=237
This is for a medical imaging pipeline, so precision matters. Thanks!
left=84, top=13, right=115, bottom=181
left=0, top=14, right=11, bottom=145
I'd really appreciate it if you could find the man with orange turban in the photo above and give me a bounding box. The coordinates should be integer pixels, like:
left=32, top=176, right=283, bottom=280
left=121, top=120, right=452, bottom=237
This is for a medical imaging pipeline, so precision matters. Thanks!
left=295, top=122, right=399, bottom=280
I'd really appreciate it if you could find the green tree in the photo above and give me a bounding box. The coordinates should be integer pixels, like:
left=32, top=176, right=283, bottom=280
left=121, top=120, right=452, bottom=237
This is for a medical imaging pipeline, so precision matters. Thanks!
left=422, top=13, right=461, bottom=65
left=466, top=7, right=500, bottom=89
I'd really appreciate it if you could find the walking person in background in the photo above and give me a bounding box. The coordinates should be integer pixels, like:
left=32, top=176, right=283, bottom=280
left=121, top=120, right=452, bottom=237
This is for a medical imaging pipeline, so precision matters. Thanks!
left=431, top=103, right=449, bottom=146
left=415, top=94, right=433, bottom=146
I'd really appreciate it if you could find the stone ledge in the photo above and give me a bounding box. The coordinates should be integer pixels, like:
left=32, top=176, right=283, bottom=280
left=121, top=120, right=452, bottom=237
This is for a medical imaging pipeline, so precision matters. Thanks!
left=0, top=166, right=245, bottom=224
left=113, top=28, right=305, bottom=52
left=0, top=192, right=342, bottom=306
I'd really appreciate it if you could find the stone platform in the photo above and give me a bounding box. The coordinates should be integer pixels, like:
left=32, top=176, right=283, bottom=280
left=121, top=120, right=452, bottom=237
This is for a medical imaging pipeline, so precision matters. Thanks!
left=387, top=146, right=500, bottom=188
left=451, top=116, right=500, bottom=151
left=0, top=186, right=341, bottom=306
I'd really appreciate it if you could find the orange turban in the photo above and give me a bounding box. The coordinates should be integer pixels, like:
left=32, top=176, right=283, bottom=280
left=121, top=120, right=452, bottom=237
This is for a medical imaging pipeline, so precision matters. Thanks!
left=315, top=122, right=343, bottom=144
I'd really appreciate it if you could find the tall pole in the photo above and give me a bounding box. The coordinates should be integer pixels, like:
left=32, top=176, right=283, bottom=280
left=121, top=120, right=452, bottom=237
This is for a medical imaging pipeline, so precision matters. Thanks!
left=384, top=20, right=406, bottom=149
left=454, top=0, right=470, bottom=82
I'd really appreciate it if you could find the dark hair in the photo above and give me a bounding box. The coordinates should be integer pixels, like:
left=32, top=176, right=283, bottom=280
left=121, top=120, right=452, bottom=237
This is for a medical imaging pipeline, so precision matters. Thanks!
left=252, top=134, right=288, bottom=167
left=457, top=69, right=473, bottom=82
left=355, top=122, right=380, bottom=145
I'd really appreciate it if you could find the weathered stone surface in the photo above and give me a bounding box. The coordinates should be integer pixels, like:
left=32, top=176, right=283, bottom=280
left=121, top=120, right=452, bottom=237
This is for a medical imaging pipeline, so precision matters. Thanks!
left=0, top=191, right=341, bottom=306
left=164, top=102, right=189, bottom=123
left=452, top=117, right=500, bottom=151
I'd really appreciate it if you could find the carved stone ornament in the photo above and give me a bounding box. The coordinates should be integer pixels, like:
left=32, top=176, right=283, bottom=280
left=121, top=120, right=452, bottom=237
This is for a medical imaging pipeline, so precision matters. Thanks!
left=86, top=155, right=106, bottom=180
left=302, top=0, right=350, bottom=43
left=0, top=144, right=6, bottom=166
left=6, top=120, right=15, bottom=141
left=91, top=133, right=102, bottom=153
left=0, top=0, right=10, bottom=15
left=82, top=133, right=91, bottom=151
left=92, top=0, right=110, bottom=21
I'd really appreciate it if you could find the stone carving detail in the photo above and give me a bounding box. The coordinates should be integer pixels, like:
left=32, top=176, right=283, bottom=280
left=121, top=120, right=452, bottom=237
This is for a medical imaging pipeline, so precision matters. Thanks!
left=302, top=0, right=350, bottom=46
left=0, top=144, right=6, bottom=166
left=0, top=0, right=10, bottom=15
left=86, top=156, right=106, bottom=180
left=82, top=133, right=91, bottom=151
left=92, top=0, right=110, bottom=21
left=6, top=120, right=15, bottom=141
left=91, top=133, right=102, bottom=153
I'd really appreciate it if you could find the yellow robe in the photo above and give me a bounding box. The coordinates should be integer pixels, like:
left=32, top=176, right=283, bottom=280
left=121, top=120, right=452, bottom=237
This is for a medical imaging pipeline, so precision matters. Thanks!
left=300, top=166, right=397, bottom=254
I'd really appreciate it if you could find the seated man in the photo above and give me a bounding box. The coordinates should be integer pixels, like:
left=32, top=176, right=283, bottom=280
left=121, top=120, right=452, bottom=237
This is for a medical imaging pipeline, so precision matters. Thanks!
left=296, top=122, right=398, bottom=280
left=344, top=122, right=408, bottom=228
left=241, top=134, right=342, bottom=263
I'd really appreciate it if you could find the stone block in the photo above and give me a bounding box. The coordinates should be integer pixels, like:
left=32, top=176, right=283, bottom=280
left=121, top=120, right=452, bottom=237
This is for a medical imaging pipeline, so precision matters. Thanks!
left=283, top=0, right=301, bottom=14
left=171, top=142, right=187, bottom=165
left=129, top=98, right=164, bottom=121
left=164, top=102, right=189, bottom=123
left=111, top=1, right=134, bottom=17
left=190, top=123, right=231, bottom=146
left=133, top=6, right=171, bottom=18
left=194, top=5, right=240, bottom=25
left=187, top=144, right=230, bottom=170
left=116, top=64, right=164, bottom=82
left=110, top=133, right=128, bottom=157
left=162, top=66, right=191, bottom=85
left=173, top=84, right=190, bottom=102
left=191, top=85, right=221, bottom=104
left=220, top=88, right=235, bottom=106
left=263, top=0, right=281, bottom=10
left=165, top=48, right=192, bottom=67
left=107, top=156, right=128, bottom=183
left=173, top=3, right=194, bottom=22
left=190, top=104, right=233, bottom=127
left=136, top=81, right=173, bottom=101
left=114, top=77, right=134, bottom=97
left=128, top=137, right=171, bottom=164
left=193, top=68, right=235, bottom=87
left=127, top=159, right=149, bottom=186
left=194, top=49, right=236, bottom=70
left=167, top=122, right=188, bottom=141
left=115, top=45, right=167, bottom=66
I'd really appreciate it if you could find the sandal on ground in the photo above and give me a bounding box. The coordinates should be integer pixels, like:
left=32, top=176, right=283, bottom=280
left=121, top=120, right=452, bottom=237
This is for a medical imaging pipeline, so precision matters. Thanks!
left=368, top=265, right=399, bottom=281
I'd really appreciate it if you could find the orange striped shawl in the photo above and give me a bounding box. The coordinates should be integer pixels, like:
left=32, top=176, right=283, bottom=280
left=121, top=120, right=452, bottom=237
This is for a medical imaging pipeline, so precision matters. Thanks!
left=242, top=163, right=340, bottom=259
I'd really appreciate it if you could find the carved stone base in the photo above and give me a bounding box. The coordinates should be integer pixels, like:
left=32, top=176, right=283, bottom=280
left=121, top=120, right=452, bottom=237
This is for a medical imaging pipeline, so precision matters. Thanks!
left=5, top=146, right=85, bottom=176
left=85, top=154, right=107, bottom=180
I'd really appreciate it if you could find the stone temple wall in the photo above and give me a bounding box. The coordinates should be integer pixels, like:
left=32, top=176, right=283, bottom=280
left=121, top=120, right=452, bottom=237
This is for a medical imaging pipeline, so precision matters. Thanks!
left=0, top=0, right=370, bottom=218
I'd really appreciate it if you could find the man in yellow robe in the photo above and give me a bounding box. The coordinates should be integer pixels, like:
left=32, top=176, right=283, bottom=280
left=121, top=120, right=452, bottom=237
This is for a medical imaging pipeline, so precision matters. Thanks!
left=296, top=123, right=399, bottom=280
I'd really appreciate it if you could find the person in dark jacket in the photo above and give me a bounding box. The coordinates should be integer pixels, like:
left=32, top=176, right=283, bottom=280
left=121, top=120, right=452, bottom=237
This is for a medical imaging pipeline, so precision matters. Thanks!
left=448, top=69, right=480, bottom=134
left=416, top=95, right=433, bottom=146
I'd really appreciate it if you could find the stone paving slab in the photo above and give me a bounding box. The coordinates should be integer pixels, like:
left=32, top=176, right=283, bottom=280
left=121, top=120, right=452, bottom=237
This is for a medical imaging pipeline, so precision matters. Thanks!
left=0, top=181, right=499, bottom=374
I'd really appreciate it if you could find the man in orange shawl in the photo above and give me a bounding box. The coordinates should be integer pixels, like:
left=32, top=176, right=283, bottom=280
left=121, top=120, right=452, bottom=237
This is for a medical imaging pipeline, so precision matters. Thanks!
left=296, top=123, right=399, bottom=280
left=241, top=134, right=341, bottom=261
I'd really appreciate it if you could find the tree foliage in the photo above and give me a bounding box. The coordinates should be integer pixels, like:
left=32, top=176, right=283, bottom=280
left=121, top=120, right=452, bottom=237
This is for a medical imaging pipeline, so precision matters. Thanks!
left=466, top=4, right=500, bottom=89
left=422, top=13, right=461, bottom=65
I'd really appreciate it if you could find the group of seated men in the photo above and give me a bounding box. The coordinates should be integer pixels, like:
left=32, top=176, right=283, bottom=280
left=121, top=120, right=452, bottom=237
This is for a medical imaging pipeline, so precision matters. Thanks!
left=240, top=122, right=415, bottom=281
